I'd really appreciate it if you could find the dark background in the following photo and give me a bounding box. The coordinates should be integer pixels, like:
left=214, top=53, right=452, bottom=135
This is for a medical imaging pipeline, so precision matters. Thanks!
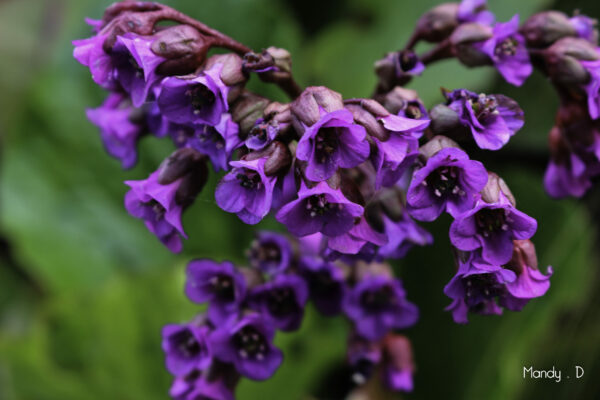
left=1, top=0, right=599, bottom=399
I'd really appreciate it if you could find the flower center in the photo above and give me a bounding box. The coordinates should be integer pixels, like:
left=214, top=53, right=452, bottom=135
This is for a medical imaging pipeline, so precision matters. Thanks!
left=463, top=273, right=504, bottom=306
left=171, top=329, right=202, bottom=359
left=187, top=84, right=216, bottom=113
left=266, top=286, right=298, bottom=317
left=405, top=102, right=422, bottom=119
left=495, top=38, right=518, bottom=57
left=475, top=208, right=509, bottom=237
left=469, top=94, right=499, bottom=121
left=426, top=166, right=463, bottom=197
left=315, top=127, right=340, bottom=163
left=251, top=242, right=282, bottom=267
left=196, top=125, right=225, bottom=150
left=233, top=326, right=268, bottom=360
left=360, top=284, right=396, bottom=312
left=305, top=194, right=340, bottom=217
left=210, top=274, right=235, bottom=301
left=398, top=51, right=418, bottom=71
left=145, top=199, right=166, bottom=221
left=236, top=170, right=262, bottom=190
left=249, top=124, right=268, bottom=142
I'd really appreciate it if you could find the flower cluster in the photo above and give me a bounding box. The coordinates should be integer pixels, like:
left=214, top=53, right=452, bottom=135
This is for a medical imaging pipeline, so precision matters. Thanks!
left=70, top=0, right=594, bottom=397
left=162, top=232, right=419, bottom=398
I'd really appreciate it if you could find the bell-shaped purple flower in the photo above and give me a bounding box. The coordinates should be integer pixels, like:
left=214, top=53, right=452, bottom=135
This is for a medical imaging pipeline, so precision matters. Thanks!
left=246, top=119, right=280, bottom=151
left=248, top=274, right=308, bottom=332
left=188, top=115, right=241, bottom=172
left=457, top=0, right=495, bottom=25
left=248, top=231, right=293, bottom=275
left=215, top=157, right=276, bottom=225
left=276, top=181, right=364, bottom=237
left=185, top=259, right=247, bottom=325
left=544, top=154, right=593, bottom=198
left=407, top=148, right=488, bottom=221
left=346, top=333, right=382, bottom=384
left=299, top=256, right=347, bottom=316
left=447, top=89, right=525, bottom=150
left=371, top=114, right=430, bottom=189
left=86, top=92, right=143, bottom=169
left=378, top=215, right=433, bottom=260
left=157, top=63, right=229, bottom=126
left=161, top=324, right=211, bottom=376
left=343, top=276, right=419, bottom=341
left=296, top=109, right=369, bottom=181
left=112, top=33, right=166, bottom=107
left=479, top=15, right=533, bottom=86
left=580, top=59, right=600, bottom=120
left=184, top=378, right=235, bottom=400
left=124, top=171, right=186, bottom=252
left=73, top=32, right=115, bottom=88
left=209, top=314, right=283, bottom=381
left=449, top=193, right=537, bottom=265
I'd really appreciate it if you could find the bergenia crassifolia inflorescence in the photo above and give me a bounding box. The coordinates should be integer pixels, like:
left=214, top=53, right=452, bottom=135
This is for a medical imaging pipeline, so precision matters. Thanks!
left=73, top=0, right=600, bottom=397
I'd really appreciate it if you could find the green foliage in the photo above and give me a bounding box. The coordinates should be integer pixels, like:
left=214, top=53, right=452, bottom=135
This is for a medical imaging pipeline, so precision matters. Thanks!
left=0, top=0, right=599, bottom=399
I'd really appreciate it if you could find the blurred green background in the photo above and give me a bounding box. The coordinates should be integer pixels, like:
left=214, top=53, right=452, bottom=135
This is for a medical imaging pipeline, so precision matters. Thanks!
left=1, top=0, right=599, bottom=399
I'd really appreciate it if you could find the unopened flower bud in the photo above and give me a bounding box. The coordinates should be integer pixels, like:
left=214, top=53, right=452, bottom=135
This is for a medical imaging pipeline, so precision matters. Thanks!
left=382, top=335, right=415, bottom=377
left=418, top=135, right=460, bottom=160
left=413, top=3, right=460, bottom=44
left=378, top=187, right=406, bottom=222
left=152, top=25, right=210, bottom=75
left=244, top=141, right=292, bottom=176
left=231, top=91, right=270, bottom=137
left=480, top=171, right=515, bottom=206
left=376, top=87, right=419, bottom=114
left=544, top=37, right=600, bottom=85
left=511, top=239, right=539, bottom=270
left=450, top=23, right=494, bottom=67
left=158, top=147, right=205, bottom=184
left=428, top=104, right=462, bottom=135
left=175, top=161, right=209, bottom=207
left=345, top=99, right=390, bottom=141
left=290, top=86, right=344, bottom=130
left=205, top=53, right=247, bottom=87
left=520, top=11, right=576, bottom=48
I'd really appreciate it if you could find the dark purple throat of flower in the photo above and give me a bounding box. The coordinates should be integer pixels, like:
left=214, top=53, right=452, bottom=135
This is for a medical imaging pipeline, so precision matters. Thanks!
left=265, top=287, right=299, bottom=317
left=232, top=325, right=269, bottom=361
left=251, top=242, right=282, bottom=267
left=475, top=208, right=509, bottom=237
left=360, top=284, right=397, bottom=312
left=306, top=194, right=343, bottom=217
left=171, top=329, right=203, bottom=359
left=211, top=274, right=235, bottom=301
left=404, top=102, right=423, bottom=119
left=426, top=166, right=464, bottom=198
left=462, top=274, right=504, bottom=308
left=187, top=84, right=216, bottom=113
left=495, top=38, right=518, bottom=57
left=315, top=127, right=341, bottom=164
left=398, top=51, right=418, bottom=71
left=236, top=170, right=262, bottom=189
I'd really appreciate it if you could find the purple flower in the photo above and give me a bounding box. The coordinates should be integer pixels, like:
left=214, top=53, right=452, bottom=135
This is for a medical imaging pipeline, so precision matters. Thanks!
left=479, top=15, right=533, bottom=86
left=246, top=119, right=279, bottom=151
left=248, top=274, right=308, bottom=331
left=188, top=115, right=241, bottom=172
left=447, top=89, right=525, bottom=150
left=457, top=0, right=495, bottom=25
left=449, top=194, right=537, bottom=265
left=391, top=50, right=425, bottom=79
left=580, top=60, right=600, bottom=120
left=378, top=215, right=433, bottom=260
left=382, top=335, right=415, bottom=393
left=157, top=63, right=229, bottom=126
left=162, top=324, right=211, bottom=376
left=296, top=109, right=369, bottom=181
left=209, top=314, right=283, bottom=381
left=276, top=181, right=364, bottom=237
left=124, top=171, right=186, bottom=252
left=385, top=367, right=413, bottom=392
left=544, top=154, right=593, bottom=198
left=248, top=231, right=293, bottom=275
left=169, top=369, right=202, bottom=400
left=86, top=92, right=143, bottom=169
left=73, top=32, right=115, bottom=88
left=407, top=148, right=488, bottom=221
left=371, top=114, right=430, bottom=189
left=184, top=378, right=234, bottom=400
left=299, top=256, right=346, bottom=316
left=327, top=218, right=388, bottom=255
left=444, top=254, right=516, bottom=323
left=343, top=276, right=419, bottom=341
left=215, top=157, right=276, bottom=224
left=570, top=15, right=598, bottom=42
left=112, top=33, right=166, bottom=107
left=346, top=334, right=382, bottom=384
left=185, top=259, right=247, bottom=325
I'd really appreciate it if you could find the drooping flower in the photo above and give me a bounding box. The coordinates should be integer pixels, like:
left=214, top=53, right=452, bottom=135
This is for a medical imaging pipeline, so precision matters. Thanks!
left=246, top=119, right=279, bottom=151
left=188, top=115, right=241, bottom=171
left=124, top=171, right=186, bottom=252
left=544, top=154, right=594, bottom=198
left=183, top=377, right=235, bottom=400
left=447, top=89, right=525, bottom=150
left=157, top=63, right=229, bottom=126
left=457, top=0, right=495, bottom=25
left=72, top=32, right=115, bottom=88
left=407, top=147, right=488, bottom=221
left=382, top=335, right=415, bottom=393
left=299, top=256, right=347, bottom=316
left=248, top=274, right=308, bottom=332
left=209, top=314, right=283, bottom=381
left=161, top=324, right=211, bottom=376
left=580, top=59, right=600, bottom=120
left=371, top=114, right=430, bottom=188
left=346, top=333, right=382, bottom=384
left=276, top=181, right=364, bottom=237
left=378, top=214, right=433, bottom=260
left=185, top=259, right=247, bottom=324
left=247, top=231, right=293, bottom=275
left=327, top=218, right=388, bottom=255
left=296, top=109, right=369, bottom=182
left=215, top=157, right=276, bottom=224
left=449, top=193, right=537, bottom=265
left=86, top=92, right=144, bottom=169
left=112, top=33, right=166, bottom=106
left=343, top=276, right=419, bottom=341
